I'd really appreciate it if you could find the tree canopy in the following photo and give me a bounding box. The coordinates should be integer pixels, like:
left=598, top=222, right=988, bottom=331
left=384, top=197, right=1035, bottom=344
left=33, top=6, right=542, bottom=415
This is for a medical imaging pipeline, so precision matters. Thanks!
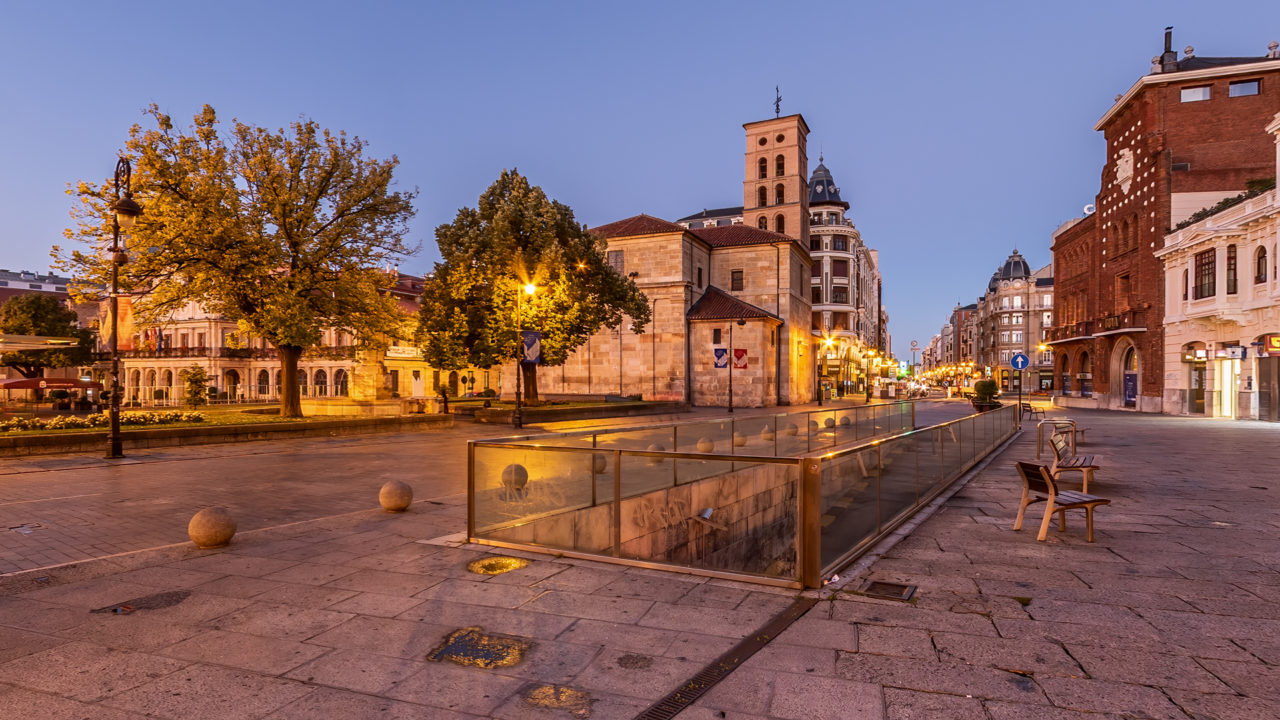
left=57, top=105, right=417, bottom=416
left=0, top=293, right=93, bottom=380
left=418, top=169, right=649, bottom=400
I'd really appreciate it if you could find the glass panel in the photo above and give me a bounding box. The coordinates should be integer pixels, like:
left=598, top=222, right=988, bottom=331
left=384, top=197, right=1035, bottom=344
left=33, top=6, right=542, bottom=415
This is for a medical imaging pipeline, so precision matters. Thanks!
left=819, top=446, right=880, bottom=568
left=472, top=445, right=597, bottom=550
left=879, top=438, right=918, bottom=530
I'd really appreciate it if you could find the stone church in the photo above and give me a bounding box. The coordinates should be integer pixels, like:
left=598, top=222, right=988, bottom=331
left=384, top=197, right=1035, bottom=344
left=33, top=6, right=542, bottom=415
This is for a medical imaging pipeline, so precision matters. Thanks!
left=514, top=114, right=818, bottom=407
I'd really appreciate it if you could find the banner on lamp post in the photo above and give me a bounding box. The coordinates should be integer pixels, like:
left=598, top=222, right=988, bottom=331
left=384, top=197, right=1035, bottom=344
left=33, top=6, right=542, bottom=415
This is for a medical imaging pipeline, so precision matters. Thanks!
left=521, top=331, right=541, bottom=364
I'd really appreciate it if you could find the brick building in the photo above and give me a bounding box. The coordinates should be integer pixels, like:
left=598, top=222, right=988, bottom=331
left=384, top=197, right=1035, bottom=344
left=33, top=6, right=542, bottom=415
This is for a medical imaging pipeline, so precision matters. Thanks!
left=1050, top=31, right=1280, bottom=412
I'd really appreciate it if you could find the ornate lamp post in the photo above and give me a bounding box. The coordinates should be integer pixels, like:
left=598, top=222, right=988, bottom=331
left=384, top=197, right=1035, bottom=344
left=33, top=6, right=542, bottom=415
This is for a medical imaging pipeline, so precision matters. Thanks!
left=106, top=158, right=143, bottom=459
left=727, top=317, right=745, bottom=413
left=513, top=282, right=536, bottom=429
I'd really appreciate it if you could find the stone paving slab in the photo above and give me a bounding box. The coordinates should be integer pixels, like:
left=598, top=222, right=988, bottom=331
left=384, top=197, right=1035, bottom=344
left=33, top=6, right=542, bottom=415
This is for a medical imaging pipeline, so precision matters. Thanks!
left=0, top=405, right=1277, bottom=718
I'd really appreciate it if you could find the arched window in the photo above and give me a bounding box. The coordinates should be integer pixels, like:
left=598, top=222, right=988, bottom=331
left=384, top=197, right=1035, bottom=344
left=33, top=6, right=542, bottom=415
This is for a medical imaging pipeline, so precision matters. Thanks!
left=298, top=370, right=308, bottom=397
left=774, top=184, right=785, bottom=205
left=314, top=369, right=328, bottom=397
left=757, top=216, right=768, bottom=230
left=1257, top=246, right=1269, bottom=284
left=757, top=186, right=767, bottom=207
left=162, top=370, right=173, bottom=388
left=334, top=369, right=349, bottom=396
left=775, top=154, right=785, bottom=177
left=774, top=214, right=785, bottom=234
left=257, top=370, right=270, bottom=396
left=757, top=157, right=767, bottom=179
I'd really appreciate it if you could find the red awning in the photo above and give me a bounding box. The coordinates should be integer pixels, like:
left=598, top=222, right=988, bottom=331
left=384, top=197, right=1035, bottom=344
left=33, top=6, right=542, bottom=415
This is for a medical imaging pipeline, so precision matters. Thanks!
left=0, top=378, right=102, bottom=390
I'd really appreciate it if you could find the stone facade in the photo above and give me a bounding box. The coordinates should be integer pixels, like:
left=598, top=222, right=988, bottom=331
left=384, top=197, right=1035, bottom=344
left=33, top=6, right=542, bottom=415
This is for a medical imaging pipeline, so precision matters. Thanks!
left=1050, top=33, right=1280, bottom=412
left=974, top=253, right=1055, bottom=392
left=1157, top=112, right=1280, bottom=420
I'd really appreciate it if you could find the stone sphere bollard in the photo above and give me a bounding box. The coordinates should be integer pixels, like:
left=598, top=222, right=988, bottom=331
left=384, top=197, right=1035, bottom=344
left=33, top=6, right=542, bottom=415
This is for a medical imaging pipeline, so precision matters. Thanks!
left=839, top=416, right=852, bottom=427
left=825, top=417, right=836, bottom=429
left=591, top=453, right=608, bottom=473
left=502, top=464, right=529, bottom=495
left=188, top=508, right=236, bottom=549
left=760, top=426, right=776, bottom=442
left=646, top=443, right=666, bottom=466
left=733, top=432, right=748, bottom=447
left=379, top=480, right=413, bottom=512
left=696, top=437, right=715, bottom=453
left=784, top=422, right=799, bottom=437
left=809, top=419, right=819, bottom=432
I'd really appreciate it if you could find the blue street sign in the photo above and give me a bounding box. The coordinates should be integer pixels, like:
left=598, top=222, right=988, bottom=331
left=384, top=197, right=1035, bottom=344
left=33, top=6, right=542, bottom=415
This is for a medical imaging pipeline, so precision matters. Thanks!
left=1010, top=353, right=1029, bottom=370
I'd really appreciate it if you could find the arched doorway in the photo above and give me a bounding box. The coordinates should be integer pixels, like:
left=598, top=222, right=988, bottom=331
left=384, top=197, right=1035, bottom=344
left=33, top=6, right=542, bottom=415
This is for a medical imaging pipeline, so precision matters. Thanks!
left=314, top=369, right=328, bottom=397
left=224, top=369, right=240, bottom=401
left=257, top=370, right=270, bottom=398
left=1121, top=346, right=1139, bottom=408
left=448, top=370, right=459, bottom=397
left=1057, top=353, right=1071, bottom=396
left=334, top=369, right=349, bottom=397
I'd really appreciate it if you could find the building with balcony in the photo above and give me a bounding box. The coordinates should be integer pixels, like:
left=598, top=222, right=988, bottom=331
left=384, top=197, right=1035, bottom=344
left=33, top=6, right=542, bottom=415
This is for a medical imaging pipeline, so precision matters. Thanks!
left=974, top=251, right=1055, bottom=392
left=806, top=157, right=885, bottom=398
left=1157, top=112, right=1280, bottom=420
left=1050, top=30, right=1280, bottom=412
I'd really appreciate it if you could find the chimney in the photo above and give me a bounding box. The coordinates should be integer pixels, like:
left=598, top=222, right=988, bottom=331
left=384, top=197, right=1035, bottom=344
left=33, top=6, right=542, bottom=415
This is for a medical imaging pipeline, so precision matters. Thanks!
left=1161, top=26, right=1179, bottom=72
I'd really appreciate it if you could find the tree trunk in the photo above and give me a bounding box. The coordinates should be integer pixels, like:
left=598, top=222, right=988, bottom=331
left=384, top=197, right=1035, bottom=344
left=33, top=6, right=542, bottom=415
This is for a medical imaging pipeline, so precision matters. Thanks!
left=521, top=363, right=539, bottom=403
left=279, top=345, right=303, bottom=418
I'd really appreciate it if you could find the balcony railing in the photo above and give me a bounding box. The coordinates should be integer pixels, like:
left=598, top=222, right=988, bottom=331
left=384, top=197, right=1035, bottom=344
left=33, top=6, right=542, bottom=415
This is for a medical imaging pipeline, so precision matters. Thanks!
left=94, top=345, right=358, bottom=362
left=1048, top=321, right=1093, bottom=342
left=1095, top=309, right=1145, bottom=333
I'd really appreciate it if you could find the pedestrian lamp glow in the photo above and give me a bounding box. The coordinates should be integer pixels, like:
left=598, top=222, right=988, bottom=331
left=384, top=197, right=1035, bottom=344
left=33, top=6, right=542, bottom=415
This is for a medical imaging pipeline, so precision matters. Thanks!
left=112, top=194, right=142, bottom=231
left=524, top=283, right=537, bottom=295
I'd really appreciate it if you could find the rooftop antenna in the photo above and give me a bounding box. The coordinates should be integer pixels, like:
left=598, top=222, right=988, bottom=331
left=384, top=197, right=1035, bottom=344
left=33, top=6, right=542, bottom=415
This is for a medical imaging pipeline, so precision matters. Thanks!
left=774, top=86, right=781, bottom=118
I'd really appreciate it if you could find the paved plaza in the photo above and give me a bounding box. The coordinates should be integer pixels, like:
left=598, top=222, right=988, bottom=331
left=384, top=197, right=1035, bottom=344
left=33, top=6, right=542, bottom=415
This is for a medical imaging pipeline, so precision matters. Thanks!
left=0, top=404, right=1276, bottom=718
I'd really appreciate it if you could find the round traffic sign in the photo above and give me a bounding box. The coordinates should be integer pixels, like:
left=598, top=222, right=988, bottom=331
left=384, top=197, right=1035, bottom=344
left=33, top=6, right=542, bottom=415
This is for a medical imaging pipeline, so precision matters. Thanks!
left=1010, top=353, right=1030, bottom=370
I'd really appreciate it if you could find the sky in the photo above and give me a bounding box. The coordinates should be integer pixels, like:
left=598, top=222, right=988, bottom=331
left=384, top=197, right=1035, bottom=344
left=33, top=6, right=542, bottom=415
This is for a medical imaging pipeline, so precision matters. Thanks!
left=2, top=0, right=1279, bottom=363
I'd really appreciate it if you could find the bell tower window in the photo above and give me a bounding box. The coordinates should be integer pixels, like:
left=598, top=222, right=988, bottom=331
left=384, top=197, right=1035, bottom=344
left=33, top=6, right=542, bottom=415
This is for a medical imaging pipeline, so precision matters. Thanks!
left=758, top=158, right=768, bottom=179
left=774, top=184, right=785, bottom=205
left=774, top=214, right=785, bottom=234
left=757, top=216, right=768, bottom=230
left=757, top=186, right=767, bottom=208
left=775, top=154, right=785, bottom=177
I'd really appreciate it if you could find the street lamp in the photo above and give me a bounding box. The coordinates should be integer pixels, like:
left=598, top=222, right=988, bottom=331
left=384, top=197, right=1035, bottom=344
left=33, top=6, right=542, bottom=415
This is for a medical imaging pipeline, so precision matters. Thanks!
left=864, top=349, right=877, bottom=402
left=513, top=282, right=536, bottom=429
left=727, top=317, right=745, bottom=413
left=650, top=297, right=662, bottom=399
left=106, top=157, right=143, bottom=459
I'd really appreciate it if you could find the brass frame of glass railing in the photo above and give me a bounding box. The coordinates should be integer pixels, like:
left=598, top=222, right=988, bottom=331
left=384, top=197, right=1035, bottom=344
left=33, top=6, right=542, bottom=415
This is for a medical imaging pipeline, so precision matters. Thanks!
left=799, top=403, right=1020, bottom=586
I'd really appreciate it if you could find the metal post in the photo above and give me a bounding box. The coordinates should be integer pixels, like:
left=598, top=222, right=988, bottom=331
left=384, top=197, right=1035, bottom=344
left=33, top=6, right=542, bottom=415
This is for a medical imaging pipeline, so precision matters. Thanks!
left=104, top=158, right=139, bottom=460
left=514, top=289, right=523, bottom=429
left=466, top=442, right=476, bottom=539
left=799, top=457, right=822, bottom=588
left=651, top=297, right=660, bottom=399
left=618, top=326, right=623, bottom=396
left=727, top=322, right=734, bottom=413
left=612, top=450, right=622, bottom=557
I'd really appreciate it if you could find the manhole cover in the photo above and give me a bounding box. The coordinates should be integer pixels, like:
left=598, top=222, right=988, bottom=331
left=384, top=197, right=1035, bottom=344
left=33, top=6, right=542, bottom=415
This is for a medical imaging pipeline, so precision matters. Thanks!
left=466, top=556, right=531, bottom=575
left=91, top=590, right=191, bottom=615
left=523, top=684, right=593, bottom=718
left=427, top=626, right=531, bottom=668
left=858, top=581, right=917, bottom=602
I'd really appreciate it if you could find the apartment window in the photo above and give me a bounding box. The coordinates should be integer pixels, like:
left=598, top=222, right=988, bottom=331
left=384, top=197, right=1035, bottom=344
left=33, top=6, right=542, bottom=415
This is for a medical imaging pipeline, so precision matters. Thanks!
left=730, top=270, right=744, bottom=291
left=1193, top=249, right=1216, bottom=299
left=1012, top=295, right=1023, bottom=308
left=1012, top=331, right=1023, bottom=343
left=1227, top=244, right=1237, bottom=295
left=811, top=286, right=822, bottom=304
left=1229, top=79, right=1260, bottom=97
left=607, top=250, right=624, bottom=273
left=811, top=261, right=821, bottom=278
left=1042, top=294, right=1052, bottom=307
left=1001, top=297, right=1010, bottom=309
left=1182, top=269, right=1189, bottom=300
left=832, top=313, right=848, bottom=331
left=1000, top=331, right=1010, bottom=343
left=1257, top=247, right=1269, bottom=284
left=809, top=236, right=821, bottom=251
left=1001, top=315, right=1009, bottom=325
left=832, top=259, right=848, bottom=277
left=832, top=237, right=847, bottom=252
left=1042, top=311, right=1052, bottom=325
left=811, top=312, right=822, bottom=331
left=1181, top=85, right=1211, bottom=102
left=832, top=287, right=849, bottom=304
left=713, top=328, right=722, bottom=344
left=1012, top=313, right=1023, bottom=325
left=197, top=332, right=206, bottom=347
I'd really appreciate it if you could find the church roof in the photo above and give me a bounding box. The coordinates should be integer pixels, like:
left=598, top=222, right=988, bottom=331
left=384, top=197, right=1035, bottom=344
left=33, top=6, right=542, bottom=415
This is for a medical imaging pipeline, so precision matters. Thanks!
left=690, top=224, right=796, bottom=248
left=589, top=214, right=686, bottom=238
left=686, top=286, right=780, bottom=322
left=808, top=160, right=849, bottom=209
left=676, top=206, right=744, bottom=223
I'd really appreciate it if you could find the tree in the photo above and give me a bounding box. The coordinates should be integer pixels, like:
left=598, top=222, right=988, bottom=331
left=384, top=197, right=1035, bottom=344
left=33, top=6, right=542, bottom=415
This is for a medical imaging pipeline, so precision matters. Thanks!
left=418, top=170, right=649, bottom=401
left=179, top=365, right=209, bottom=409
left=58, top=105, right=417, bottom=417
left=0, top=293, right=93, bottom=383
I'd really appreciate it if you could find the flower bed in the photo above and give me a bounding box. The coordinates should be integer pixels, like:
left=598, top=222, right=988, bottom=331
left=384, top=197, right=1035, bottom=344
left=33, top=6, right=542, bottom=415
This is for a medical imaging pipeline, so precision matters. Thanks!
left=0, top=411, right=206, bottom=433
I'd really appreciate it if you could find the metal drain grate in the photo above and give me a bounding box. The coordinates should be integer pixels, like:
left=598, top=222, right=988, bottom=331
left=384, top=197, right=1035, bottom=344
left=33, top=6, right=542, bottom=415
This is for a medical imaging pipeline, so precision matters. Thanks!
left=633, top=597, right=817, bottom=720
left=859, top=581, right=916, bottom=602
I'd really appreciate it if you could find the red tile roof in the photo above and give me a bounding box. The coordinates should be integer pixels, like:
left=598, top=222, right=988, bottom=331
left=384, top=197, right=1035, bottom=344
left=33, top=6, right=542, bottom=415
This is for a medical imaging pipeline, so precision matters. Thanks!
left=589, top=214, right=687, bottom=238
left=686, top=286, right=780, bottom=322
left=689, top=224, right=796, bottom=248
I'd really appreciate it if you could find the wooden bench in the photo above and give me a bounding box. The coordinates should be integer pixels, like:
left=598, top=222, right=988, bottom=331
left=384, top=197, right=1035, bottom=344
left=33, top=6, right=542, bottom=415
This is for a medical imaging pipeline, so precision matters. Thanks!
left=1014, top=461, right=1111, bottom=542
left=1021, top=402, right=1045, bottom=420
left=1049, top=432, right=1099, bottom=493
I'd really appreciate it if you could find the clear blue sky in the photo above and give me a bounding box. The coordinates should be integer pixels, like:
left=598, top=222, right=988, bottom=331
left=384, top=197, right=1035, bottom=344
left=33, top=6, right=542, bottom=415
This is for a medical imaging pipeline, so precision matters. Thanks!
left=2, top=1, right=1278, bottom=361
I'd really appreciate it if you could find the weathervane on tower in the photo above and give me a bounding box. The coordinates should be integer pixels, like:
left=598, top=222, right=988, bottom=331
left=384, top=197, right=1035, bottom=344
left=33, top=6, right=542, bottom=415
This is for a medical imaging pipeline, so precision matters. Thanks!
left=774, top=86, right=781, bottom=117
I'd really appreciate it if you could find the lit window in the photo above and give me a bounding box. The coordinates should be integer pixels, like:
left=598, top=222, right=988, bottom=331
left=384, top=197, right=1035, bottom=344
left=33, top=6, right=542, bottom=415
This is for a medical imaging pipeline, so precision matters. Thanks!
left=1181, top=85, right=1211, bottom=102
left=1229, top=80, right=1260, bottom=97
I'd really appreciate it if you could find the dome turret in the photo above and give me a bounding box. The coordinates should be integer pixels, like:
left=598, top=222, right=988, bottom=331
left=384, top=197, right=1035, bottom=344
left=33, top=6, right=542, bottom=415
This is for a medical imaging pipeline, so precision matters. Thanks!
left=808, top=157, right=849, bottom=210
